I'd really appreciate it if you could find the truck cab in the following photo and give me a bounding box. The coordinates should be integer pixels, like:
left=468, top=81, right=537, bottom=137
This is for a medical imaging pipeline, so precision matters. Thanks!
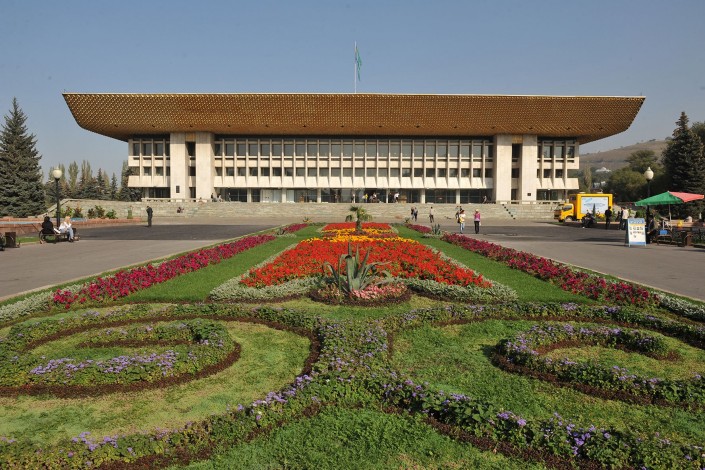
left=554, top=203, right=575, bottom=222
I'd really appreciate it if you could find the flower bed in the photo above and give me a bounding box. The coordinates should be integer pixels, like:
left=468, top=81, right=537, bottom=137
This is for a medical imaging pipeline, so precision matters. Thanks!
left=240, top=238, right=490, bottom=289
left=441, top=233, right=655, bottom=307
left=52, top=234, right=275, bottom=310
left=492, top=324, right=705, bottom=407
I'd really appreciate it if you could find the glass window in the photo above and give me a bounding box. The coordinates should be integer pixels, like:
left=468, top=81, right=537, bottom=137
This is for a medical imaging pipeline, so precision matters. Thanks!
left=354, top=143, right=365, bottom=158
left=366, top=142, right=377, bottom=157
left=331, top=168, right=341, bottom=177
left=414, top=168, right=423, bottom=177
left=555, top=169, right=564, bottom=178
left=485, top=168, right=493, bottom=178
left=511, top=168, right=520, bottom=178
left=296, top=167, right=305, bottom=176
left=237, top=167, right=246, bottom=176
left=225, top=143, right=235, bottom=156
left=413, top=143, right=423, bottom=159
left=155, top=142, right=164, bottom=156
left=214, top=143, right=222, bottom=157
left=226, top=167, right=235, bottom=176
left=343, top=168, right=353, bottom=177
left=460, top=144, right=470, bottom=160
left=343, top=143, right=353, bottom=159
left=156, top=167, right=164, bottom=176
left=308, top=168, right=317, bottom=177
left=165, top=143, right=170, bottom=157
left=486, top=144, right=494, bottom=161
left=402, top=142, right=412, bottom=159
left=437, top=168, right=447, bottom=177
left=132, top=142, right=140, bottom=156
left=402, top=168, right=411, bottom=177
left=378, top=168, right=388, bottom=177
left=260, top=142, right=270, bottom=156
left=391, top=143, right=401, bottom=159
left=437, top=143, right=447, bottom=158
left=472, top=144, right=482, bottom=160
left=285, top=167, right=293, bottom=177
left=366, top=168, right=375, bottom=177
left=449, top=144, right=459, bottom=159
left=295, top=143, right=305, bottom=156
left=247, top=142, right=258, bottom=156
left=237, top=142, right=247, bottom=156
left=284, top=142, right=294, bottom=156
left=272, top=167, right=282, bottom=177
left=249, top=167, right=258, bottom=177
left=390, top=168, right=399, bottom=177
left=261, top=167, right=270, bottom=177
left=555, top=146, right=564, bottom=160
left=272, top=142, right=282, bottom=156
left=472, top=168, right=481, bottom=177
left=449, top=168, right=458, bottom=177
left=320, top=142, right=329, bottom=156
left=214, top=167, right=221, bottom=177
left=543, top=169, right=551, bottom=178
left=426, top=143, right=435, bottom=158
left=542, top=145, right=552, bottom=160
left=355, top=168, right=364, bottom=177
left=307, top=143, right=317, bottom=156
left=378, top=143, right=389, bottom=158
left=142, top=142, right=152, bottom=156
left=143, top=166, right=151, bottom=176
left=567, top=146, right=575, bottom=159
left=425, top=168, right=435, bottom=177
left=331, top=142, right=341, bottom=157
left=320, top=167, right=329, bottom=176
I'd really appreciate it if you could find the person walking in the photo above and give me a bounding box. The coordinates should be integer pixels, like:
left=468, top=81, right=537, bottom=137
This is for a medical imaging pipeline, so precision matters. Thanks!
left=429, top=206, right=434, bottom=223
left=458, top=208, right=466, bottom=234
left=619, top=207, right=628, bottom=230
left=604, top=206, right=613, bottom=230
left=473, top=209, right=481, bottom=234
left=146, top=205, right=153, bottom=227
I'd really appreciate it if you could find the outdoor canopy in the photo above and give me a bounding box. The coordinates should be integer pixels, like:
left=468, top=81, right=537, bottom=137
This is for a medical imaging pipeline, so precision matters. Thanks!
left=634, top=191, right=704, bottom=206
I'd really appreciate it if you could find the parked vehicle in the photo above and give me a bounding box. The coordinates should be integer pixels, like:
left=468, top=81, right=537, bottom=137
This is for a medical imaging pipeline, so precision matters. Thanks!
left=554, top=193, right=613, bottom=222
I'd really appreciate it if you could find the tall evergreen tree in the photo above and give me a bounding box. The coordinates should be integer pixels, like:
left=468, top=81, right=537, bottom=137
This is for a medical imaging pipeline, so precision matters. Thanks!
left=0, top=98, right=46, bottom=217
left=67, top=161, right=79, bottom=198
left=118, top=160, right=141, bottom=201
left=662, top=112, right=705, bottom=217
left=110, top=173, right=118, bottom=200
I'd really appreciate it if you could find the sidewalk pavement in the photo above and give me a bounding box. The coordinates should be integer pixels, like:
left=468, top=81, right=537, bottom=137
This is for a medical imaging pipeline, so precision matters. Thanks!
left=1, top=218, right=703, bottom=302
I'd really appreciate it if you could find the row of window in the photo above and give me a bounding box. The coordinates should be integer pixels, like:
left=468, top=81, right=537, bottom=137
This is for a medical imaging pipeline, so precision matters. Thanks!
left=140, top=166, right=565, bottom=179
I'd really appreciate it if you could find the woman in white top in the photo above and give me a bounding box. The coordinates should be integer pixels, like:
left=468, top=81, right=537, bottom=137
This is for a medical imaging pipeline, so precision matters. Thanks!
left=59, top=216, right=75, bottom=241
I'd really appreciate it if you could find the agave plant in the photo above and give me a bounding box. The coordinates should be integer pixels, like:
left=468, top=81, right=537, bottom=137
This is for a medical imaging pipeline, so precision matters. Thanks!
left=323, top=242, right=392, bottom=297
left=431, top=223, right=443, bottom=236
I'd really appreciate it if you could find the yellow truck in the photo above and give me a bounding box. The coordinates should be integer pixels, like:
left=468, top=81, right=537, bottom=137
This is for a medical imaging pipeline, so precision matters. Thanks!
left=554, top=193, right=613, bottom=222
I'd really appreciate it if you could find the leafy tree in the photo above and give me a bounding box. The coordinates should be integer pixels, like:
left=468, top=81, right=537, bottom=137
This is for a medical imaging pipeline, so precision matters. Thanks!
left=78, top=160, right=98, bottom=199
left=0, top=98, right=46, bottom=217
left=661, top=112, right=705, bottom=217
left=605, top=168, right=653, bottom=202
left=67, top=161, right=79, bottom=198
left=43, top=163, right=68, bottom=207
left=626, top=150, right=660, bottom=174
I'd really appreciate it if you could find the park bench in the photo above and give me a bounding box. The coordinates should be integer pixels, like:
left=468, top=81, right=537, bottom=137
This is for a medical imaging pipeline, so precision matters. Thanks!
left=39, top=229, right=79, bottom=244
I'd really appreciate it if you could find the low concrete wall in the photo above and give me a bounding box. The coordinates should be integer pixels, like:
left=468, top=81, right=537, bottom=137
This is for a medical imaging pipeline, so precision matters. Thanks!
left=0, top=217, right=143, bottom=236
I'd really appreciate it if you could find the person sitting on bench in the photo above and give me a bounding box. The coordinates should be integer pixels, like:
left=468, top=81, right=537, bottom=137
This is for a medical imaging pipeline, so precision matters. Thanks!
left=59, top=216, right=76, bottom=242
left=40, top=216, right=55, bottom=241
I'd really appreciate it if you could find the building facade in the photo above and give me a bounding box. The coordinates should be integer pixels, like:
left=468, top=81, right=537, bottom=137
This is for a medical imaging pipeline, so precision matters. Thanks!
left=64, top=93, right=644, bottom=204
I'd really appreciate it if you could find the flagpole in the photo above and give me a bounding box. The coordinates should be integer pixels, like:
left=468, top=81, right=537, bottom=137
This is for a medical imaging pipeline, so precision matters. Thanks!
left=354, top=41, right=357, bottom=93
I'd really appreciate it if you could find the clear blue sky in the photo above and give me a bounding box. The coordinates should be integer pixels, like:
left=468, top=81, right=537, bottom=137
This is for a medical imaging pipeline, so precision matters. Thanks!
left=2, top=0, right=704, bottom=180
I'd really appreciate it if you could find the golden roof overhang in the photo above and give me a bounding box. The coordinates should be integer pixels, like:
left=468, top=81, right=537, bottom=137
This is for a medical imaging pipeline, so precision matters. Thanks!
left=63, top=93, right=644, bottom=144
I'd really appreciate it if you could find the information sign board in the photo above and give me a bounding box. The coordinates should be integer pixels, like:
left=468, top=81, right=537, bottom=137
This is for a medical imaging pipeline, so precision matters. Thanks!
left=625, top=218, right=646, bottom=246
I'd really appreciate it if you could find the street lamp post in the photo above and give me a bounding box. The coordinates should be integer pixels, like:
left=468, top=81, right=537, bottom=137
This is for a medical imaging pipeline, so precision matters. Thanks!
left=644, top=167, right=654, bottom=197
left=51, top=167, right=63, bottom=228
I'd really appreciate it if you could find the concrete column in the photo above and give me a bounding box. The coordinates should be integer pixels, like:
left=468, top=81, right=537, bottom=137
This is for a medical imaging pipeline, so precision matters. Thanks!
left=281, top=188, right=287, bottom=203
left=169, top=133, right=188, bottom=201
left=316, top=188, right=322, bottom=203
left=455, top=190, right=461, bottom=205
left=195, top=132, right=214, bottom=201
left=494, top=135, right=513, bottom=202
left=420, top=188, right=426, bottom=204
left=520, top=135, right=538, bottom=202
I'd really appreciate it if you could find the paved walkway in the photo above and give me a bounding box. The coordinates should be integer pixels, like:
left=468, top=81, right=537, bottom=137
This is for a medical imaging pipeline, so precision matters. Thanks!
left=1, top=218, right=703, bottom=302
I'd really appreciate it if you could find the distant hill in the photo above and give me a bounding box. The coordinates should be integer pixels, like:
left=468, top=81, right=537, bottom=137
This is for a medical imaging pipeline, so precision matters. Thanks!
left=581, top=140, right=668, bottom=171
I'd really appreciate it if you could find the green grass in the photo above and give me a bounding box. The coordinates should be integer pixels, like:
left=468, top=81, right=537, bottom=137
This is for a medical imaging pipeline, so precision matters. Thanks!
left=0, top=320, right=310, bottom=447
left=391, top=320, right=705, bottom=444
left=176, top=407, right=545, bottom=470
left=396, top=226, right=587, bottom=303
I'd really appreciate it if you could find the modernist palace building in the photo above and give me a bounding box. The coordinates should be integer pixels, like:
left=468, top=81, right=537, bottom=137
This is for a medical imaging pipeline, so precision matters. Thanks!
left=63, top=93, right=644, bottom=204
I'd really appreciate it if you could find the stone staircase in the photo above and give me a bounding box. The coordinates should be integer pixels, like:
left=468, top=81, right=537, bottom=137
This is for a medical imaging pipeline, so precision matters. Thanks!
left=44, top=199, right=557, bottom=223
